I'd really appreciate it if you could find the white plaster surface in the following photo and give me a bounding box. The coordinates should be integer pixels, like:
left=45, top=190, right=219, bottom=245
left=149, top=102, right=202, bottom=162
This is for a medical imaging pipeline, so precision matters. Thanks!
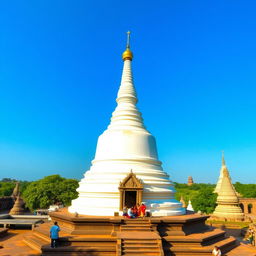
left=69, top=58, right=185, bottom=216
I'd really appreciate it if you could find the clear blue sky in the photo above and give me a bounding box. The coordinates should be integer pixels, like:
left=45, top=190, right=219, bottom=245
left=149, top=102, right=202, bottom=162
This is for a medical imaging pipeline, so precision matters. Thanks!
left=1, top=1, right=256, bottom=183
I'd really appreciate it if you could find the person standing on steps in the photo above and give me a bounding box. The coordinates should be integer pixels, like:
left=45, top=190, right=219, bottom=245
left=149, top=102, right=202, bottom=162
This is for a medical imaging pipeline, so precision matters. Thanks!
left=50, top=221, right=60, bottom=248
left=212, top=246, right=221, bottom=256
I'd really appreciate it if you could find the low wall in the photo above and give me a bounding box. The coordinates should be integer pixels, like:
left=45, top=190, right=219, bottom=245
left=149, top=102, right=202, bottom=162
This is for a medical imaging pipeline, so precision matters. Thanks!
left=0, top=197, right=14, bottom=211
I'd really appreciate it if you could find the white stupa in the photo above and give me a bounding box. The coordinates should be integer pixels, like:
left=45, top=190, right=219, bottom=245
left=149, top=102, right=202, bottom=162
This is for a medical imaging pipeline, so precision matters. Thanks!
left=69, top=32, right=185, bottom=217
left=187, top=200, right=194, bottom=212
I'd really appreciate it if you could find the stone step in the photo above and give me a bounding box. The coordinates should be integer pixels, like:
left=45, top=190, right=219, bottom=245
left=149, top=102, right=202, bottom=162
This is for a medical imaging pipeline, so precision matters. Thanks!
left=123, top=239, right=158, bottom=244
left=163, top=228, right=226, bottom=246
left=23, top=235, right=47, bottom=252
left=123, top=245, right=159, bottom=250
left=122, top=249, right=161, bottom=256
left=123, top=223, right=151, bottom=227
left=33, top=229, right=51, bottom=242
left=121, top=227, right=151, bottom=232
left=41, top=245, right=116, bottom=256
left=225, top=243, right=256, bottom=256
left=125, top=220, right=150, bottom=224
left=165, top=236, right=237, bottom=253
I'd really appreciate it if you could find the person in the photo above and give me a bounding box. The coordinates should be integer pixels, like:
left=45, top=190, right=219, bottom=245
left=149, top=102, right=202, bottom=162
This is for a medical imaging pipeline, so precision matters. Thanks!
left=212, top=246, right=221, bottom=256
left=132, top=205, right=139, bottom=217
left=123, top=205, right=128, bottom=217
left=139, top=203, right=146, bottom=217
left=50, top=221, right=60, bottom=248
left=248, top=228, right=254, bottom=244
left=127, top=207, right=136, bottom=218
left=253, top=226, right=256, bottom=246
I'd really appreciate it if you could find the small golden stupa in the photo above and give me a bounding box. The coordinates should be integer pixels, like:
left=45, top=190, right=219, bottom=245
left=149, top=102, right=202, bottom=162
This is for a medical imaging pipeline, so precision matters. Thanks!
left=180, top=196, right=186, bottom=208
left=212, top=154, right=244, bottom=220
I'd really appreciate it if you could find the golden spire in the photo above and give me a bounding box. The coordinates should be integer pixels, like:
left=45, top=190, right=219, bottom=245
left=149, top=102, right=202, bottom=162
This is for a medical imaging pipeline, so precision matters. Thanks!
left=222, top=151, right=226, bottom=166
left=122, top=31, right=133, bottom=61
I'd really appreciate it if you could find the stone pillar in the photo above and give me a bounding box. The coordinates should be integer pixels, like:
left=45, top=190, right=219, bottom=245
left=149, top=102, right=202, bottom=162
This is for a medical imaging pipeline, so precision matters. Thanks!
left=244, top=203, right=248, bottom=214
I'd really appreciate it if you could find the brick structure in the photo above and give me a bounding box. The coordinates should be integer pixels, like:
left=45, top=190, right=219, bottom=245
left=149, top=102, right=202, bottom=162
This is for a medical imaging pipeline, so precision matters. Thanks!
left=239, top=198, right=256, bottom=215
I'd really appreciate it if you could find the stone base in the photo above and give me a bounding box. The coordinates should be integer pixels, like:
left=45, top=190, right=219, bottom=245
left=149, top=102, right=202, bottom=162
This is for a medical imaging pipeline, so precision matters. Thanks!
left=23, top=208, right=256, bottom=256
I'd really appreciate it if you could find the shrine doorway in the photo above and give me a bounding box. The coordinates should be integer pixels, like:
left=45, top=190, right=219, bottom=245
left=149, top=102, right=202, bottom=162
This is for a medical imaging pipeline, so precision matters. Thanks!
left=125, top=191, right=137, bottom=208
left=119, top=171, right=143, bottom=210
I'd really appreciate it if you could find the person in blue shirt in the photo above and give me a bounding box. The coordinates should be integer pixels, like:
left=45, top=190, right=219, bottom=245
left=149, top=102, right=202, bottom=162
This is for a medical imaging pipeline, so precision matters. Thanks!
left=50, top=221, right=60, bottom=248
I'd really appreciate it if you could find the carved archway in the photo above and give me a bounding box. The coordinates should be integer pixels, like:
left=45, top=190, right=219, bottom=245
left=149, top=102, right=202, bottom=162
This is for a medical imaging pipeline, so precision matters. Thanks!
left=119, top=171, right=143, bottom=210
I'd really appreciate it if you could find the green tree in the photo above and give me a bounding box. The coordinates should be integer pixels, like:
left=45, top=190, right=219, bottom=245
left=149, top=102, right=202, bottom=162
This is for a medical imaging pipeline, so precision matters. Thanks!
left=192, top=187, right=217, bottom=214
left=174, top=183, right=217, bottom=213
left=22, top=175, right=79, bottom=210
left=0, top=182, right=15, bottom=196
left=234, top=182, right=256, bottom=198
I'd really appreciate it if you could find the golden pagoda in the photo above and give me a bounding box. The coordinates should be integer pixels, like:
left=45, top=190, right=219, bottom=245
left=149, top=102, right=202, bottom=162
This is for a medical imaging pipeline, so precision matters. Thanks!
left=212, top=156, right=244, bottom=220
left=9, top=194, right=25, bottom=215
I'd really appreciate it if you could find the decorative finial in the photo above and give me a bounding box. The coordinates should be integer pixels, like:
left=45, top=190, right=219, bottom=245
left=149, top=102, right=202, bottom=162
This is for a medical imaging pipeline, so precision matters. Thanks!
left=122, top=31, right=133, bottom=61
left=222, top=151, right=226, bottom=166
left=126, top=31, right=131, bottom=48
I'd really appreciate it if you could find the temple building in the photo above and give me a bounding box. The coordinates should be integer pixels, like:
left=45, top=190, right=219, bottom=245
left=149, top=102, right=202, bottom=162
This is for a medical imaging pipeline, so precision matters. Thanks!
left=187, top=176, right=194, bottom=186
left=69, top=32, right=185, bottom=217
left=212, top=155, right=244, bottom=220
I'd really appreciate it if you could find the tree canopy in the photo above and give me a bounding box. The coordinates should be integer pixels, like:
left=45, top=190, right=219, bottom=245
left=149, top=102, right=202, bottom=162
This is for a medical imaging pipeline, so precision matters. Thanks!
left=22, top=175, right=79, bottom=210
left=234, top=182, right=256, bottom=198
left=174, top=183, right=217, bottom=214
left=0, top=180, right=30, bottom=197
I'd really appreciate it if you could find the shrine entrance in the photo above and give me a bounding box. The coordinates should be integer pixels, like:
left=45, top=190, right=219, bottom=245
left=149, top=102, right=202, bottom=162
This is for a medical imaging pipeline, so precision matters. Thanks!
left=119, top=171, right=143, bottom=210
left=124, top=191, right=137, bottom=208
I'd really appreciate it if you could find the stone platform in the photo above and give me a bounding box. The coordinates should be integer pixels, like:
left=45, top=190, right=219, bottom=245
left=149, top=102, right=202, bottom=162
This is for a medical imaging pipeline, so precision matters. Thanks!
left=23, top=208, right=256, bottom=256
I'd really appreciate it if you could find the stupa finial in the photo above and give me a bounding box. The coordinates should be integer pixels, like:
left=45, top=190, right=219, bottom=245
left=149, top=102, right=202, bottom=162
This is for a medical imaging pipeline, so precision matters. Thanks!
left=122, top=31, right=133, bottom=61
left=222, top=151, right=226, bottom=166
left=126, top=31, right=131, bottom=48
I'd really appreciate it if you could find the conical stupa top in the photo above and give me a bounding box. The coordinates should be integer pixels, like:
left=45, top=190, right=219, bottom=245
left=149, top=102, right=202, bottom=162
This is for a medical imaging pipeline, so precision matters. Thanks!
left=216, top=168, right=239, bottom=203
left=222, top=151, right=226, bottom=166
left=214, top=152, right=232, bottom=194
left=108, top=31, right=145, bottom=131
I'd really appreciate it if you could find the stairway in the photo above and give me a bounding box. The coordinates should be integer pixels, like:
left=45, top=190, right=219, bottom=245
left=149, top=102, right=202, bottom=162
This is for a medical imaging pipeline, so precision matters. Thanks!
left=23, top=222, right=116, bottom=256
left=162, top=227, right=238, bottom=256
left=121, top=219, right=152, bottom=232
left=118, top=219, right=163, bottom=256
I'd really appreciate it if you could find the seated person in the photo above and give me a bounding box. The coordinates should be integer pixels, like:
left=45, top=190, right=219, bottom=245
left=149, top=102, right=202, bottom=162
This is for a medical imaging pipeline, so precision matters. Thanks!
left=127, top=207, right=136, bottom=218
left=123, top=205, right=128, bottom=217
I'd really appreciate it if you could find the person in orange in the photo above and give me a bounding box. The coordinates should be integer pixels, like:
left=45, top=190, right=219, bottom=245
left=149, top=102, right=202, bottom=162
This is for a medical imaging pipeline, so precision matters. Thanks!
left=140, top=203, right=146, bottom=217
left=135, top=203, right=140, bottom=217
